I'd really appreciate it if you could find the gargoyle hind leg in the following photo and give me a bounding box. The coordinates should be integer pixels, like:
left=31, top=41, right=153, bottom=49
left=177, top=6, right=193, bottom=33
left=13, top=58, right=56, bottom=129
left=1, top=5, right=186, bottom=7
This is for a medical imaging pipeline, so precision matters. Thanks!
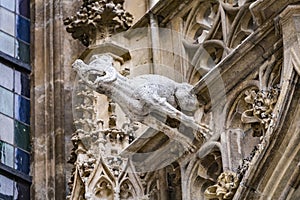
left=143, top=115, right=197, bottom=153
left=151, top=96, right=212, bottom=140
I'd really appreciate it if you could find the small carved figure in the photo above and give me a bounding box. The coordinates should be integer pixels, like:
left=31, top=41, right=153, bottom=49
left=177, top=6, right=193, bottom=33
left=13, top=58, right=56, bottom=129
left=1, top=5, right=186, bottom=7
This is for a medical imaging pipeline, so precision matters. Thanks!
left=204, top=171, right=239, bottom=200
left=72, top=54, right=211, bottom=152
left=241, top=87, right=280, bottom=136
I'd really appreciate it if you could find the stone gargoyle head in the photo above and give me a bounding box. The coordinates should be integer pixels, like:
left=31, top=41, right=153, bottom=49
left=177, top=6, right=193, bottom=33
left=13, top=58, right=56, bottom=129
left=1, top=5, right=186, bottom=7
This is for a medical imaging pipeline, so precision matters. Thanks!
left=72, top=54, right=118, bottom=92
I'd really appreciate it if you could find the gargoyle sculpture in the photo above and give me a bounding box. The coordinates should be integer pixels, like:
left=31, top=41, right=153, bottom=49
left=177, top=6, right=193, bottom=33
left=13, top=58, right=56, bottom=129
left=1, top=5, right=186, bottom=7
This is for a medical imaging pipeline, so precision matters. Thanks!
left=72, top=54, right=211, bottom=152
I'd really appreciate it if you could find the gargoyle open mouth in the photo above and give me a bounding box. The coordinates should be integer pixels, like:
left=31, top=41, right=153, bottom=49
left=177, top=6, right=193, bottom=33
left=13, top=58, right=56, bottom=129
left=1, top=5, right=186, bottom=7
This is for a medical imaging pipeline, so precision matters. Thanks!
left=87, top=70, right=106, bottom=83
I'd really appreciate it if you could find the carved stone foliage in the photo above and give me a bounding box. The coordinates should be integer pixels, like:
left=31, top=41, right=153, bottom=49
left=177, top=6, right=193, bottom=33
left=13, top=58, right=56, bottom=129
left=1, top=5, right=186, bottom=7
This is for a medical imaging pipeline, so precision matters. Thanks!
left=241, top=86, right=280, bottom=136
left=240, top=55, right=282, bottom=137
left=183, top=0, right=258, bottom=79
left=204, top=171, right=240, bottom=200
left=189, top=39, right=282, bottom=200
left=64, top=0, right=133, bottom=46
left=223, top=54, right=282, bottom=171
left=68, top=81, right=100, bottom=196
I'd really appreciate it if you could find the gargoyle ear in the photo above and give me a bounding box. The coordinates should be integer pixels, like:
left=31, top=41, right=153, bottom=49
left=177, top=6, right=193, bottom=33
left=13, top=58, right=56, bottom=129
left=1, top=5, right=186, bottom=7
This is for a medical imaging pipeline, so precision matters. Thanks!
left=89, top=54, right=114, bottom=66
left=101, top=54, right=114, bottom=63
left=90, top=55, right=100, bottom=62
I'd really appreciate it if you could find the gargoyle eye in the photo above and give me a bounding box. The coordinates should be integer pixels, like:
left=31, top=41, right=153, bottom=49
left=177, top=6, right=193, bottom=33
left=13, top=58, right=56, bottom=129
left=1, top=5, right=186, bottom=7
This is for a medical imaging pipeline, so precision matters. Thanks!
left=99, top=71, right=106, bottom=76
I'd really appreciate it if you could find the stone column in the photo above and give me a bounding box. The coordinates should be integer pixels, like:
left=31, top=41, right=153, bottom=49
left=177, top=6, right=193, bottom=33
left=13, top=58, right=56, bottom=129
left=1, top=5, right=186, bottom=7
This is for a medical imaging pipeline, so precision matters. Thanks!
left=31, top=0, right=83, bottom=199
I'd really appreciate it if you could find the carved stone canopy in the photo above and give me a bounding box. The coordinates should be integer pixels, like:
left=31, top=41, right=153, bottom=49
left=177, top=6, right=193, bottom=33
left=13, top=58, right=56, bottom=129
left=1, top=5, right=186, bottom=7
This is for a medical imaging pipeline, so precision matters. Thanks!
left=64, top=0, right=133, bottom=46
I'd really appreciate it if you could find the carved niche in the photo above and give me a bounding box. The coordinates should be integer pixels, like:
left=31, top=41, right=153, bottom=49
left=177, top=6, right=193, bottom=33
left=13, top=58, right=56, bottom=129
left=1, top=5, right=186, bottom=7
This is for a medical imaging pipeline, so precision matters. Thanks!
left=223, top=53, right=282, bottom=180
left=93, top=178, right=114, bottom=200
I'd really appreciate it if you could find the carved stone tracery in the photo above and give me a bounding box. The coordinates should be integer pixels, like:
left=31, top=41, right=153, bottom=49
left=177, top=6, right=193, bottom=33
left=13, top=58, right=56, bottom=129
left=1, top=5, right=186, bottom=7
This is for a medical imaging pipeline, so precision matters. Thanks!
left=184, top=0, right=258, bottom=80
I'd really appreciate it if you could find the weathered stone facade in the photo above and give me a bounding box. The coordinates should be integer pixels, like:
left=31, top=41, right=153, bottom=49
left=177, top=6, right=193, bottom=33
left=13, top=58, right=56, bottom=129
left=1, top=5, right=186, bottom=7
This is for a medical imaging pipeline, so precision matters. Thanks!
left=31, top=0, right=300, bottom=199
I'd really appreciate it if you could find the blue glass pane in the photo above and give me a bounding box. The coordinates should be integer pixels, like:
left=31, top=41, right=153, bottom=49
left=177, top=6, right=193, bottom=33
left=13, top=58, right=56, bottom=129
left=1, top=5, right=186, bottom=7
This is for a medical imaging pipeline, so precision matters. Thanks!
left=0, top=31, right=15, bottom=57
left=0, top=86, right=13, bottom=117
left=14, top=95, right=30, bottom=125
left=0, top=0, right=15, bottom=11
left=16, top=180, right=30, bottom=200
left=17, top=0, right=30, bottom=19
left=0, top=174, right=14, bottom=200
left=14, top=121, right=30, bottom=151
left=15, top=148, right=30, bottom=174
left=0, top=114, right=14, bottom=144
left=16, top=15, right=30, bottom=43
left=15, top=71, right=30, bottom=98
left=0, top=63, right=13, bottom=90
left=15, top=40, right=30, bottom=63
left=0, top=141, right=14, bottom=168
left=0, top=8, right=15, bottom=36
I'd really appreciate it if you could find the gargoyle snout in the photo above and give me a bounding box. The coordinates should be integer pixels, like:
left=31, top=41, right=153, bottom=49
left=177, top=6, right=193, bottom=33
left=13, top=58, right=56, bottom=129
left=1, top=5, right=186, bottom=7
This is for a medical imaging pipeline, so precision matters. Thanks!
left=72, top=59, right=85, bottom=71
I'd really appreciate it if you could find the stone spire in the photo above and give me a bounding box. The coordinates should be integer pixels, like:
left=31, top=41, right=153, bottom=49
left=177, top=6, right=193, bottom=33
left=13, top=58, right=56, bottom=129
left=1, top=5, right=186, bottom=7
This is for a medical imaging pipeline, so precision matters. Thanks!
left=63, top=0, right=133, bottom=46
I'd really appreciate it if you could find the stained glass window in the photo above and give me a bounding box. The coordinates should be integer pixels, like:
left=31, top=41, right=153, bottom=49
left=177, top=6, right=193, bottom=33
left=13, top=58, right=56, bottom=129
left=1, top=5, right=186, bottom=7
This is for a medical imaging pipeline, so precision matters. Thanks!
left=0, top=0, right=31, bottom=198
